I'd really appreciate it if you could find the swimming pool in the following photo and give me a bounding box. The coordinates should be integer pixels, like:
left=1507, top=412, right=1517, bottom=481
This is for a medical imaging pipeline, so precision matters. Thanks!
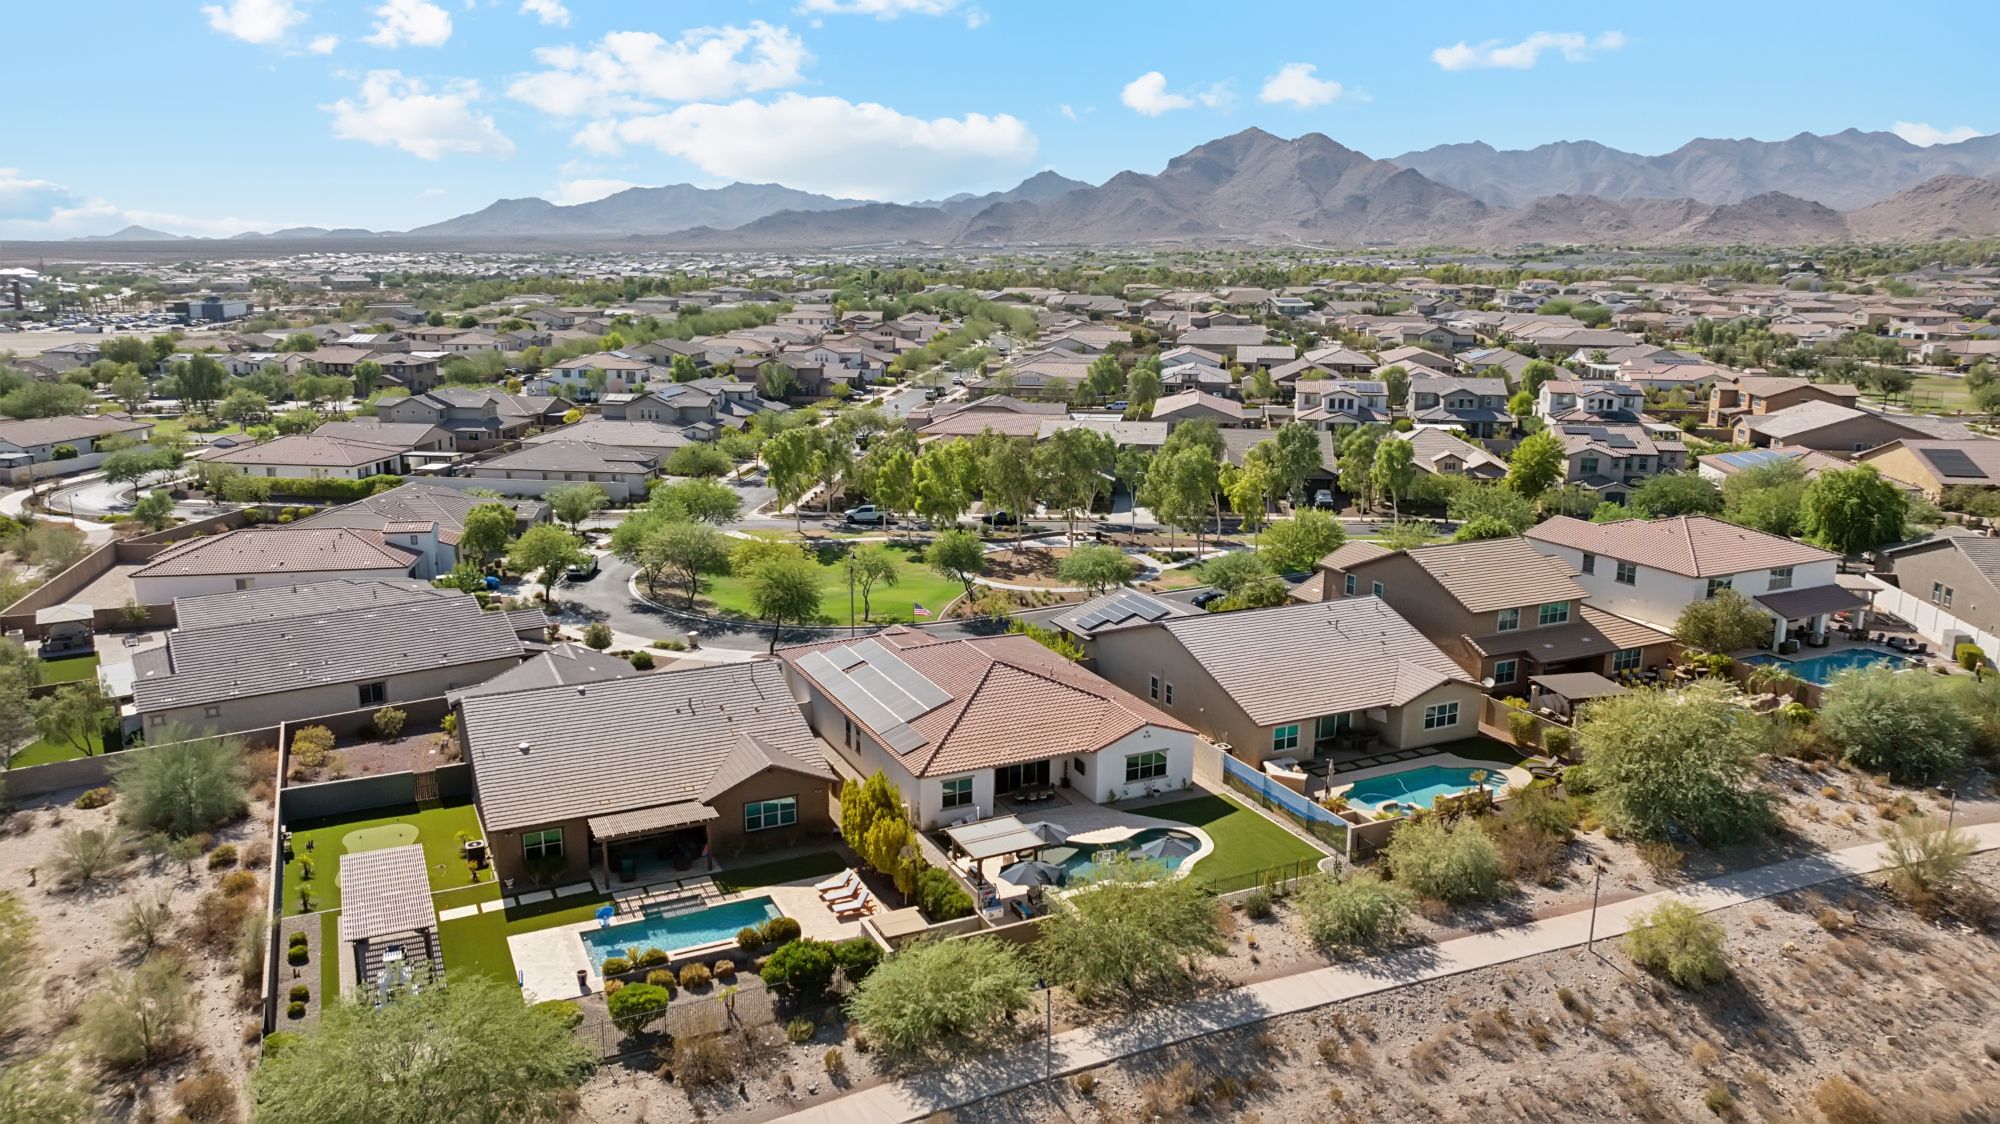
left=1742, top=647, right=1915, bottom=686
left=578, top=896, right=780, bottom=972
left=1039, top=827, right=1203, bottom=882
left=1342, top=765, right=1508, bottom=817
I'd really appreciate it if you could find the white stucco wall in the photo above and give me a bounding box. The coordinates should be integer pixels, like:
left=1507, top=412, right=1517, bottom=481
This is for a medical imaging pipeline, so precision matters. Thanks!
left=1529, top=541, right=1839, bottom=633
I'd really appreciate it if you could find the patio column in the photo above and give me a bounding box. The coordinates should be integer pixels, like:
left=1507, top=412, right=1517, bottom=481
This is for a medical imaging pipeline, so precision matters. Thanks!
left=598, top=838, right=609, bottom=889
left=1771, top=616, right=1788, bottom=649
left=1810, top=612, right=1829, bottom=643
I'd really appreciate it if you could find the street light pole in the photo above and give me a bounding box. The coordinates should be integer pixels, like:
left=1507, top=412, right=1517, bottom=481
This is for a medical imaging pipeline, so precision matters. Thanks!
left=1585, top=867, right=1602, bottom=953
left=848, top=565, right=856, bottom=638
left=1044, top=981, right=1052, bottom=1080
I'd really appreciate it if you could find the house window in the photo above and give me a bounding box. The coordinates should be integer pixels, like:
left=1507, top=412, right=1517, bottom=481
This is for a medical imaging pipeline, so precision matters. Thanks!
left=1344, top=574, right=1357, bottom=596
left=522, top=828, right=563, bottom=862
left=1538, top=602, right=1570, bottom=626
left=1580, top=456, right=1599, bottom=475
left=1371, top=581, right=1384, bottom=597
left=1768, top=566, right=1794, bottom=590
left=1272, top=724, right=1301, bottom=753
left=1493, top=658, right=1518, bottom=685
left=1581, top=553, right=1596, bottom=575
left=1613, top=648, right=1642, bottom=673
left=1422, top=702, right=1460, bottom=730
left=1496, top=608, right=1520, bottom=633
left=1706, top=578, right=1733, bottom=598
left=744, top=797, right=798, bottom=833
left=1943, top=586, right=1955, bottom=607
left=1615, top=560, right=1637, bottom=585
left=941, top=778, right=973, bottom=810
left=358, top=681, right=386, bottom=707
left=1164, top=682, right=1175, bottom=705
left=1125, top=752, right=1168, bottom=783
left=1148, top=675, right=1160, bottom=701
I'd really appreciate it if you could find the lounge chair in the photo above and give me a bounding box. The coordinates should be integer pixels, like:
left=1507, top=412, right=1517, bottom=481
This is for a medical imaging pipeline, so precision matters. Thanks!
left=825, top=886, right=868, bottom=912
left=834, top=890, right=875, bottom=920
left=812, top=869, right=859, bottom=897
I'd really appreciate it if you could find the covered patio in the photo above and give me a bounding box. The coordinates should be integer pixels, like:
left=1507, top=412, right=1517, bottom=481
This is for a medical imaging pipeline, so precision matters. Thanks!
left=337, top=845, right=443, bottom=1000
left=584, top=802, right=718, bottom=887
left=1526, top=671, right=1630, bottom=723
left=1758, top=583, right=1871, bottom=651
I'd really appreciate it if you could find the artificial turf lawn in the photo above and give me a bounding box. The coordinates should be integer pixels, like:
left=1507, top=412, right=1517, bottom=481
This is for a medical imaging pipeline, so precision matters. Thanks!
left=281, top=800, right=496, bottom=916
left=698, top=542, right=965, bottom=625
left=1145, top=792, right=1325, bottom=889
left=437, top=892, right=616, bottom=985
left=38, top=654, right=100, bottom=683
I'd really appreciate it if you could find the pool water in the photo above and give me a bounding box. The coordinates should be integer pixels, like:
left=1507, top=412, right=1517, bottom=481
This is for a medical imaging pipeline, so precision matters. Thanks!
left=579, top=896, right=781, bottom=972
left=1342, top=765, right=1507, bottom=816
left=1743, top=647, right=1913, bottom=686
left=1039, top=827, right=1202, bottom=882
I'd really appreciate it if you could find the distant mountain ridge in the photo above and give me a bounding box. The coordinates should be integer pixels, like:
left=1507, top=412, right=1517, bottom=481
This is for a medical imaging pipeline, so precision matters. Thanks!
left=1391, top=128, right=2000, bottom=209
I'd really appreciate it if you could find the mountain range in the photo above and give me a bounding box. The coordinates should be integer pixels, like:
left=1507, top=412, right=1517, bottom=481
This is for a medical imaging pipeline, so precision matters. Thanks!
left=68, top=127, right=2000, bottom=249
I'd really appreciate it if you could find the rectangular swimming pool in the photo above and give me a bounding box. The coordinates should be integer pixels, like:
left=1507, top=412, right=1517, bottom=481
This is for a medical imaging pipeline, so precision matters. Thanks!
left=1743, top=647, right=1915, bottom=686
left=578, top=896, right=781, bottom=972
left=1342, top=764, right=1507, bottom=816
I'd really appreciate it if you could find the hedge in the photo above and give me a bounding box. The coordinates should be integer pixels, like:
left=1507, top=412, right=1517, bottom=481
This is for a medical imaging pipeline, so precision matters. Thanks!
left=261, top=474, right=403, bottom=503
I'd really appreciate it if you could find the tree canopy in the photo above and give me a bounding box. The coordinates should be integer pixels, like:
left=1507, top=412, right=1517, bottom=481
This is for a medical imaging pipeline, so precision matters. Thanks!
left=1672, top=589, right=1771, bottom=652
left=1571, top=679, right=1776, bottom=844
left=1797, top=465, right=1906, bottom=555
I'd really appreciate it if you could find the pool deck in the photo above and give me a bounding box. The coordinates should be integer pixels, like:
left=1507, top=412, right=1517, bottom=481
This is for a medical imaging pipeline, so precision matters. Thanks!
left=950, top=800, right=1219, bottom=908
left=1325, top=754, right=1533, bottom=823
left=507, top=872, right=870, bottom=1004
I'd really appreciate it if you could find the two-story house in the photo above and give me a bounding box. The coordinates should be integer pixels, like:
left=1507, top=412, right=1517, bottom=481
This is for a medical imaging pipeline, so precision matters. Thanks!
left=1554, top=423, right=1688, bottom=504
left=1309, top=537, right=1675, bottom=692
left=1293, top=379, right=1391, bottom=431
left=1874, top=530, right=2000, bottom=658
left=1706, top=374, right=1861, bottom=429
left=1407, top=374, right=1511, bottom=437
left=1537, top=380, right=1645, bottom=424
left=377, top=388, right=571, bottom=450
left=1525, top=515, right=1863, bottom=647
left=545, top=352, right=663, bottom=399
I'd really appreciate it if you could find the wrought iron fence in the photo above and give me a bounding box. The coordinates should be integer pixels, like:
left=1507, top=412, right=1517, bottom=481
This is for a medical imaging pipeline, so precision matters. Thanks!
left=1217, top=752, right=1350, bottom=851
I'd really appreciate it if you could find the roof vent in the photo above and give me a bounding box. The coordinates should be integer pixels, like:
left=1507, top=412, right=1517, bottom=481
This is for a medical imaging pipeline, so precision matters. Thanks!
left=517, top=741, right=531, bottom=754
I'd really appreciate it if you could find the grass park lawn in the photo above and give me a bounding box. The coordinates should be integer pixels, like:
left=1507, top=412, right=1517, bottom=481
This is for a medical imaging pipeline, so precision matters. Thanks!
left=699, top=542, right=964, bottom=625
left=281, top=799, right=494, bottom=916
left=319, top=912, right=342, bottom=1000
left=38, top=653, right=100, bottom=683
left=1146, top=792, right=1324, bottom=889
left=144, top=416, right=245, bottom=444
left=1863, top=372, right=1975, bottom=413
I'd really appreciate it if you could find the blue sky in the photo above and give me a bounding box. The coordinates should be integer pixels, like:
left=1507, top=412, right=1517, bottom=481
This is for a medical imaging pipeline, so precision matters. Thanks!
left=1, top=0, right=1991, bottom=237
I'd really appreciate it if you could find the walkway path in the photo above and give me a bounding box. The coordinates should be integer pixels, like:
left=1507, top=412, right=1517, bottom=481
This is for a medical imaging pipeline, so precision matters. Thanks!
left=773, top=821, right=2000, bottom=1123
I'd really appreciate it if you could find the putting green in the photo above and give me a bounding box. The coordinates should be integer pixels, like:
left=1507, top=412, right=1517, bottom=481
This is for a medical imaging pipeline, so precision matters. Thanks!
left=342, top=823, right=420, bottom=854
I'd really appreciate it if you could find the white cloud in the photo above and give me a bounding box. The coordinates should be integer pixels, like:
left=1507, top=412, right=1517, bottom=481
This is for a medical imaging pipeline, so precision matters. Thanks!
left=0, top=171, right=302, bottom=238
left=200, top=0, right=306, bottom=45
left=307, top=34, right=340, bottom=54
left=1431, top=31, right=1624, bottom=71
left=323, top=70, right=515, bottom=159
left=1195, top=82, right=1233, bottom=110
left=1121, top=71, right=1193, bottom=117
left=519, top=0, right=570, bottom=27
left=365, top=0, right=454, bottom=48
left=1893, top=121, right=1985, bottom=147
left=420, top=186, right=448, bottom=197
left=508, top=23, right=809, bottom=117
left=963, top=8, right=987, bottom=28
left=550, top=178, right=640, bottom=205
left=585, top=93, right=1036, bottom=200
left=0, top=169, right=81, bottom=221
left=795, top=0, right=961, bottom=16
left=1259, top=63, right=1344, bottom=108
left=1058, top=103, right=1077, bottom=122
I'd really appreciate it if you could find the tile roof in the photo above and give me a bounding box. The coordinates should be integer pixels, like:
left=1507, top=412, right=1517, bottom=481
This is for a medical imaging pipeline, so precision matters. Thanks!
left=169, top=578, right=443, bottom=631
left=458, top=661, right=828, bottom=833
left=1155, top=598, right=1475, bottom=726
left=135, top=589, right=521, bottom=712
left=448, top=643, right=639, bottom=703
left=1050, top=590, right=1199, bottom=638
left=0, top=414, right=151, bottom=448
left=476, top=441, right=658, bottom=474
left=210, top=434, right=405, bottom=469
left=1468, top=604, right=1673, bottom=660
left=300, top=481, right=543, bottom=537
left=1526, top=515, right=1838, bottom=577
left=1384, top=537, right=1586, bottom=612
left=133, top=527, right=418, bottom=580
left=779, top=628, right=1189, bottom=777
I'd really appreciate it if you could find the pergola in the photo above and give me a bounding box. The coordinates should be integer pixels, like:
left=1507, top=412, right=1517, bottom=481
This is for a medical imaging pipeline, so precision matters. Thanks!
left=942, top=815, right=1050, bottom=864
left=1528, top=672, right=1630, bottom=720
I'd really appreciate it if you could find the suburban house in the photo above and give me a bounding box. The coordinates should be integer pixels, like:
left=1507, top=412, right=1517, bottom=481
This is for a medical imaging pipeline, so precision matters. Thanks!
left=1048, top=589, right=1201, bottom=658
left=457, top=660, right=835, bottom=886
left=129, top=527, right=420, bottom=604
left=1151, top=390, right=1252, bottom=428
left=0, top=414, right=155, bottom=480
left=206, top=435, right=408, bottom=480
left=299, top=481, right=545, bottom=578
left=1407, top=374, right=1510, bottom=437
left=377, top=388, right=571, bottom=450
left=1307, top=537, right=1675, bottom=691
left=778, top=628, right=1195, bottom=829
left=1552, top=423, right=1689, bottom=503
left=1537, top=380, right=1645, bottom=423
left=1086, top=597, right=1484, bottom=767
left=1853, top=439, right=2000, bottom=499
left=1873, top=530, right=2000, bottom=656
left=545, top=352, right=663, bottom=399
left=1734, top=401, right=1948, bottom=455
left=132, top=583, right=524, bottom=736
left=1525, top=515, right=1861, bottom=647
left=1397, top=427, right=1506, bottom=480
left=1696, top=446, right=1851, bottom=487
left=464, top=441, right=658, bottom=501
left=1706, top=374, right=1860, bottom=428
left=1293, top=379, right=1391, bottom=430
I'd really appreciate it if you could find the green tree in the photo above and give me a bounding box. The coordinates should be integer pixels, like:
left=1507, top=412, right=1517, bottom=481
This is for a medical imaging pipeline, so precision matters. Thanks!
left=912, top=442, right=972, bottom=529
left=1817, top=666, right=1968, bottom=783
left=1629, top=472, right=1723, bottom=517
left=670, top=354, right=702, bottom=383
left=506, top=524, right=586, bottom=598
left=755, top=359, right=801, bottom=400
left=924, top=528, right=986, bottom=596
left=351, top=359, right=383, bottom=397
left=114, top=731, right=248, bottom=838
left=1383, top=817, right=1502, bottom=903
left=1380, top=364, right=1410, bottom=408
left=640, top=521, right=730, bottom=608
left=1507, top=388, right=1535, bottom=426
left=761, top=426, right=819, bottom=534
left=1624, top=901, right=1728, bottom=988
left=1337, top=428, right=1379, bottom=512
left=650, top=477, right=741, bottom=525
left=1452, top=514, right=1515, bottom=542
left=1797, top=464, right=1906, bottom=555
left=1081, top=353, right=1123, bottom=403
left=1672, top=588, right=1771, bottom=652
left=544, top=482, right=608, bottom=531
left=457, top=502, right=515, bottom=562
left=1370, top=435, right=1416, bottom=520
left=251, top=975, right=594, bottom=1123
left=100, top=447, right=168, bottom=485
left=1196, top=550, right=1270, bottom=596
left=1292, top=870, right=1412, bottom=954
left=79, top=954, right=194, bottom=1068
left=842, top=544, right=900, bottom=620
left=760, top=938, right=839, bottom=1003
left=1571, top=679, right=1776, bottom=843
left=1144, top=444, right=1222, bottom=556
left=0, top=382, right=91, bottom=419
left=32, top=681, right=109, bottom=758
left=1266, top=422, right=1325, bottom=506
left=1505, top=429, right=1565, bottom=497
left=1033, top=856, right=1224, bottom=1000
left=838, top=771, right=903, bottom=859
left=1033, top=427, right=1115, bottom=543
left=866, top=445, right=916, bottom=535
left=746, top=553, right=823, bottom=652
left=847, top=936, right=1035, bottom=1054
left=663, top=443, right=731, bottom=478
left=110, top=369, right=151, bottom=413
left=1721, top=456, right=1809, bottom=535
left=606, top=982, right=672, bottom=1037
left=173, top=354, right=228, bottom=413
left=1259, top=508, right=1346, bottom=572
left=1520, top=359, right=1558, bottom=399
left=1124, top=360, right=1163, bottom=418
left=1057, top=542, right=1135, bottom=594
left=1222, top=458, right=1279, bottom=533
left=981, top=435, right=1036, bottom=540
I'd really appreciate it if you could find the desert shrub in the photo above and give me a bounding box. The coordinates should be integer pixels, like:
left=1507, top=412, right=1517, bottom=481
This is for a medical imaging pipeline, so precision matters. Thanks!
left=241, top=839, right=271, bottom=869
left=117, top=889, right=176, bottom=951
left=1812, top=1076, right=1885, bottom=1124
left=206, top=843, right=239, bottom=869
left=537, top=1000, right=585, bottom=1030
left=288, top=984, right=310, bottom=1003
left=1882, top=813, right=1976, bottom=915
left=824, top=1046, right=847, bottom=1076
left=1485, top=818, right=1567, bottom=886
left=672, top=1035, right=735, bottom=1087
left=786, top=1015, right=816, bottom=1043
left=1570, top=679, right=1776, bottom=844
left=633, top=947, right=670, bottom=969
left=599, top=956, right=630, bottom=977
left=52, top=827, right=128, bottom=886
left=712, top=959, right=735, bottom=980
left=736, top=926, right=763, bottom=950
left=761, top=938, right=837, bottom=1003
left=833, top=938, right=882, bottom=983
left=1624, top=901, right=1728, bottom=988
left=114, top=732, right=249, bottom=837
left=1542, top=725, right=1572, bottom=757
left=643, top=969, right=676, bottom=990
left=74, top=786, right=115, bottom=810
left=80, top=953, right=195, bottom=1067
left=1241, top=887, right=1275, bottom=920
left=369, top=706, right=407, bottom=739
left=190, top=887, right=253, bottom=951
left=1293, top=871, right=1412, bottom=952
left=1033, top=854, right=1225, bottom=999
left=914, top=866, right=973, bottom=920
left=219, top=870, right=258, bottom=897
left=234, top=911, right=267, bottom=989
left=289, top=725, right=335, bottom=769
left=1503, top=786, right=1579, bottom=838
left=582, top=622, right=613, bottom=650
left=847, top=936, right=1034, bottom=1054
left=607, top=982, right=672, bottom=1036
left=173, top=1069, right=237, bottom=1123
left=1384, top=816, right=1502, bottom=903
left=678, top=962, right=712, bottom=989
left=0, top=894, right=36, bottom=1031
left=1818, top=667, right=1968, bottom=783
left=761, top=915, right=803, bottom=945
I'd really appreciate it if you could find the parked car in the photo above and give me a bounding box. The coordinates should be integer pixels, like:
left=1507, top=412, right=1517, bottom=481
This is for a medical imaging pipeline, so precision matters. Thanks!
left=980, top=509, right=1019, bottom=527
left=1191, top=589, right=1226, bottom=609
left=844, top=504, right=889, bottom=524
left=1312, top=489, right=1336, bottom=509
left=564, top=555, right=600, bottom=581
left=1106, top=400, right=1128, bottom=412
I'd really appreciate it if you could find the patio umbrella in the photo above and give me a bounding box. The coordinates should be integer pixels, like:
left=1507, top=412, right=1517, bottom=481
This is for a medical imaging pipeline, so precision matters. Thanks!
left=1026, top=821, right=1071, bottom=846
left=594, top=905, right=615, bottom=927
left=997, top=859, right=1068, bottom=889
left=1133, top=835, right=1199, bottom=863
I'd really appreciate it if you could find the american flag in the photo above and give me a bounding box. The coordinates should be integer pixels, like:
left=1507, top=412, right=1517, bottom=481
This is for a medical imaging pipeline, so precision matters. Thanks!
left=912, top=602, right=931, bottom=617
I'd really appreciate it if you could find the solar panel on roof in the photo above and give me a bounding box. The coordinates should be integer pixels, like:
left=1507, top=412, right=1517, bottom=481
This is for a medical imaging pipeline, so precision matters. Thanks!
left=1923, top=448, right=1987, bottom=480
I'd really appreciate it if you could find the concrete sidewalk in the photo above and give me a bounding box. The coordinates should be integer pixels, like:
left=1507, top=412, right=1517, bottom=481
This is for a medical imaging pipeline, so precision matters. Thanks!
left=773, top=821, right=2000, bottom=1124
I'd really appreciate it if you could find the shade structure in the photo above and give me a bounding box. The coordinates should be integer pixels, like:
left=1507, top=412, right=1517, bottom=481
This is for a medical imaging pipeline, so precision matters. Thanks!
left=997, top=859, right=1068, bottom=889
left=1026, top=821, right=1071, bottom=846
left=1133, top=834, right=1199, bottom=863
